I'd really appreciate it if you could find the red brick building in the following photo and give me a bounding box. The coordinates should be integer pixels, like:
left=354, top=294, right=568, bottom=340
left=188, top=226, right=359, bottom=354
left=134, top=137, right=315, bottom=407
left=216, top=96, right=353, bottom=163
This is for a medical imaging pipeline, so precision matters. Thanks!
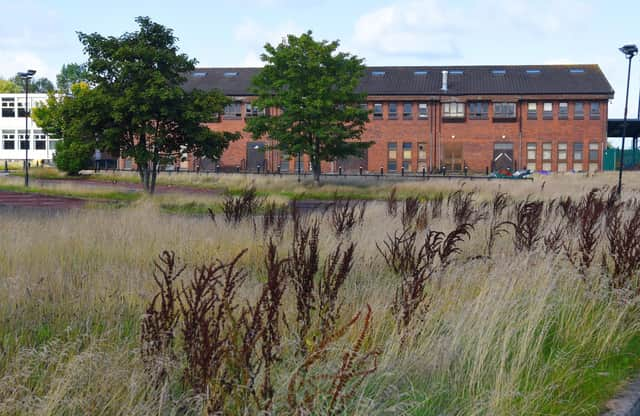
left=182, top=65, right=613, bottom=174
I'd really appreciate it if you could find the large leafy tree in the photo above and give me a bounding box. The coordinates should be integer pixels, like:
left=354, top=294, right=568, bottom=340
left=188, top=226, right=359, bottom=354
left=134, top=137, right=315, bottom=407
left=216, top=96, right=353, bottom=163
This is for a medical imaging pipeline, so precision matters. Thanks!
left=56, top=63, right=89, bottom=94
left=245, top=31, right=371, bottom=184
left=35, top=16, right=238, bottom=193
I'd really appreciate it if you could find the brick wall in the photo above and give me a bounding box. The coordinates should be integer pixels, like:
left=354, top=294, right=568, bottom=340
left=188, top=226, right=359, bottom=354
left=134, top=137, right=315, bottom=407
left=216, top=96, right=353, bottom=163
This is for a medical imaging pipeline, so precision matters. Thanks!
left=205, top=95, right=609, bottom=174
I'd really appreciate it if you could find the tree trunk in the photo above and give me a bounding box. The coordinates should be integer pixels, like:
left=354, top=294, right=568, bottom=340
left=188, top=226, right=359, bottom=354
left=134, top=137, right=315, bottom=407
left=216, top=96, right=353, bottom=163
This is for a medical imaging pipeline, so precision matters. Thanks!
left=150, top=161, right=158, bottom=194
left=312, top=139, right=321, bottom=185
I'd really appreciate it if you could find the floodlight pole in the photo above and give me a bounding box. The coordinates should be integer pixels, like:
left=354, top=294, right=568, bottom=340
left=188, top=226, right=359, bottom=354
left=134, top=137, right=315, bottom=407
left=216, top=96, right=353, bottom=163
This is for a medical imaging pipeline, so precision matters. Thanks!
left=618, top=46, right=637, bottom=196
left=18, top=69, right=36, bottom=188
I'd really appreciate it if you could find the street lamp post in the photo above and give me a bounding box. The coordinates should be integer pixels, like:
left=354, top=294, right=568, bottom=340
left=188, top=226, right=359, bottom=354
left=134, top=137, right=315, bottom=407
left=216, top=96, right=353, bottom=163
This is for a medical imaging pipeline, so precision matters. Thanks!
left=618, top=45, right=638, bottom=196
left=17, top=69, right=36, bottom=188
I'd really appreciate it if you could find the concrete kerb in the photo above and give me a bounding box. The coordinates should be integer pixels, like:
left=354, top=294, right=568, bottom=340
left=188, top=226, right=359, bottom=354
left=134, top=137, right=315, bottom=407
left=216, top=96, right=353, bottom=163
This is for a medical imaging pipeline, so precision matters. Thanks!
left=602, top=377, right=640, bottom=416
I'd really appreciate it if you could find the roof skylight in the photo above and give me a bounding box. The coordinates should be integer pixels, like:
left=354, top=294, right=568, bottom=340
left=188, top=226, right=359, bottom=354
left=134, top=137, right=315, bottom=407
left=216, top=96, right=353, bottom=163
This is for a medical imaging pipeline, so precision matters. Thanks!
left=449, top=70, right=463, bottom=75
left=223, top=71, right=239, bottom=77
left=492, top=69, right=506, bottom=75
left=371, top=71, right=386, bottom=76
left=569, top=68, right=585, bottom=74
left=192, top=71, right=207, bottom=77
left=526, top=69, right=541, bottom=74
left=414, top=70, right=428, bottom=75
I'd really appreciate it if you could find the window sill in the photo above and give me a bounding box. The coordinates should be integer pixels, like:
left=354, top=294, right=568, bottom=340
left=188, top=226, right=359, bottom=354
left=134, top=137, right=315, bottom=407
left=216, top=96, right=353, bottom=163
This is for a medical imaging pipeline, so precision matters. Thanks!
left=373, top=115, right=383, bottom=120
left=388, top=115, right=398, bottom=120
left=559, top=116, right=568, bottom=120
left=590, top=116, right=601, bottom=120
left=543, top=115, right=553, bottom=120
left=442, top=116, right=466, bottom=122
left=574, top=116, right=584, bottom=120
left=492, top=117, right=517, bottom=122
left=469, top=116, right=489, bottom=120
left=403, top=115, right=413, bottom=120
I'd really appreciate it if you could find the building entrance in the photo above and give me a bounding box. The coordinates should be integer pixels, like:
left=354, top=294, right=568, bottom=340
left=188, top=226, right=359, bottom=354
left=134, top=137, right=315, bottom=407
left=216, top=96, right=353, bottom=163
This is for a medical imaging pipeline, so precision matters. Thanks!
left=493, top=142, right=514, bottom=171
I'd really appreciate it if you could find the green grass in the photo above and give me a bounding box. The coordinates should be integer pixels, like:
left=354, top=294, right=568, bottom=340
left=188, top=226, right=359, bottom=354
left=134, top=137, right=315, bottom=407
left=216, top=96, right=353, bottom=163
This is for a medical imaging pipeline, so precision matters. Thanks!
left=0, top=183, right=141, bottom=203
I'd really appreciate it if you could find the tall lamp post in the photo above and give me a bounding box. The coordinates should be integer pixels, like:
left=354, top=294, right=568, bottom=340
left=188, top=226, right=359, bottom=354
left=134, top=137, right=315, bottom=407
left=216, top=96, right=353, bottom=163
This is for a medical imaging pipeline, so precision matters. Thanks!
left=618, top=45, right=637, bottom=196
left=17, top=69, right=36, bottom=188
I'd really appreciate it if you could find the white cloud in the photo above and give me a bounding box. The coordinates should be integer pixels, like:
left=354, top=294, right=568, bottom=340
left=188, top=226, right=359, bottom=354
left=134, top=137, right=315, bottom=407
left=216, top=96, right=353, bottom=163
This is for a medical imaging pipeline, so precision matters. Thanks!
left=350, top=0, right=593, bottom=63
left=0, top=51, right=56, bottom=82
left=232, top=18, right=303, bottom=66
left=352, top=0, right=461, bottom=59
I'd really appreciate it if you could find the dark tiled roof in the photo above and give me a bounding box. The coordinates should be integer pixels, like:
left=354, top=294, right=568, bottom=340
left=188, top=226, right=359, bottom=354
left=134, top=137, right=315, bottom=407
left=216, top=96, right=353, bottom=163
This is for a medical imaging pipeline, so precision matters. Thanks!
left=182, top=65, right=614, bottom=97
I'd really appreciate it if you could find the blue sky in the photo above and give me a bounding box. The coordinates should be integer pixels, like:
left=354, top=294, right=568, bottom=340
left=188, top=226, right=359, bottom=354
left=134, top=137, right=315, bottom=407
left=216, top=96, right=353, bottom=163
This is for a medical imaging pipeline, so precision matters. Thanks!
left=1, top=0, right=639, bottom=120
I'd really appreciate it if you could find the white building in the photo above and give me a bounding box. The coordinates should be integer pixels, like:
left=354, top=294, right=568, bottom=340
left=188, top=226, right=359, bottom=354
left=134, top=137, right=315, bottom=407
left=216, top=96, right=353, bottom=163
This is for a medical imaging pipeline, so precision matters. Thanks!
left=1, top=93, right=59, bottom=163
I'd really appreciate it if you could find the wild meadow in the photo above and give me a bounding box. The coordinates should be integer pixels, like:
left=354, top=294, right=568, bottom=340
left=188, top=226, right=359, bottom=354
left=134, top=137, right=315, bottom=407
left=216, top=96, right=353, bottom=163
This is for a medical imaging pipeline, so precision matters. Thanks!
left=1, top=172, right=640, bottom=415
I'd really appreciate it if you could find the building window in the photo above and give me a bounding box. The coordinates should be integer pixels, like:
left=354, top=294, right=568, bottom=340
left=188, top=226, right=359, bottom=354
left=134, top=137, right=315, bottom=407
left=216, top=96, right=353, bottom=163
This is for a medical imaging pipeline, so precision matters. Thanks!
left=387, top=142, right=397, bottom=172
left=2, top=98, right=15, bottom=118
left=34, top=131, right=46, bottom=150
left=19, top=132, right=30, bottom=150
left=2, top=130, right=15, bottom=149
left=403, top=103, right=412, bottom=120
left=573, top=142, right=584, bottom=171
left=558, top=143, right=567, bottom=161
left=244, top=103, right=261, bottom=117
left=493, top=102, right=516, bottom=119
left=574, top=102, right=584, bottom=119
left=402, top=142, right=412, bottom=171
left=542, top=142, right=552, bottom=171
left=418, top=142, right=427, bottom=161
left=559, top=102, right=568, bottom=120
left=17, top=101, right=26, bottom=118
left=543, top=102, right=553, bottom=119
left=223, top=102, right=242, bottom=119
left=389, top=103, right=398, bottom=119
left=418, top=103, right=428, bottom=119
left=527, top=143, right=537, bottom=171
left=373, top=103, right=383, bottom=119
left=589, top=102, right=600, bottom=119
left=443, top=102, right=464, bottom=118
left=527, top=102, right=537, bottom=120
left=469, top=102, right=488, bottom=119
left=589, top=143, right=599, bottom=172
left=589, top=143, right=599, bottom=162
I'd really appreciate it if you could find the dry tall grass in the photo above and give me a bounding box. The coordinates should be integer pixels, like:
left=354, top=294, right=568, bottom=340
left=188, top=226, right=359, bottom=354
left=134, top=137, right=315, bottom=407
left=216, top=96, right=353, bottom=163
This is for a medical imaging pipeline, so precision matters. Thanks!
left=1, top=180, right=639, bottom=415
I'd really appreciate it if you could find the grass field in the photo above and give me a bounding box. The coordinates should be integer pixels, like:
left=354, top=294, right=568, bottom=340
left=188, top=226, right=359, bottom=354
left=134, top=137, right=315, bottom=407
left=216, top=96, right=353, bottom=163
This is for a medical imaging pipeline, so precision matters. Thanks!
left=1, top=173, right=640, bottom=415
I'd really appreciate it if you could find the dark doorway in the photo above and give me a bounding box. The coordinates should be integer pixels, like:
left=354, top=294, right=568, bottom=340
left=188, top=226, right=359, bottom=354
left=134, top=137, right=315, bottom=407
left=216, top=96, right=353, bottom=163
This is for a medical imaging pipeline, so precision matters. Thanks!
left=493, top=142, right=514, bottom=171
left=443, top=143, right=463, bottom=171
left=246, top=142, right=266, bottom=172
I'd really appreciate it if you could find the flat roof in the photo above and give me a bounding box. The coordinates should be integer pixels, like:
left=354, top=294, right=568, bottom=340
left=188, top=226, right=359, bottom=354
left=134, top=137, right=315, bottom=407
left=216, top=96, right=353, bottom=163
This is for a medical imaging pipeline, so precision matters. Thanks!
left=608, top=119, right=640, bottom=137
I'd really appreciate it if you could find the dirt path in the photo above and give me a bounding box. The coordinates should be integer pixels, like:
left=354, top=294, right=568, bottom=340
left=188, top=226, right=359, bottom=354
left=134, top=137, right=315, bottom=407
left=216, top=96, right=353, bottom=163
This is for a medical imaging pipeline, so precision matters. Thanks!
left=0, top=191, right=85, bottom=209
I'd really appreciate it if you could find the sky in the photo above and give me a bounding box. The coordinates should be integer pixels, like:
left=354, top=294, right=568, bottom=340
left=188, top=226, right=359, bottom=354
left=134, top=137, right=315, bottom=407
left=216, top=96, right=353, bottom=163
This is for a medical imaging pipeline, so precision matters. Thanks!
left=1, top=0, right=639, bottom=122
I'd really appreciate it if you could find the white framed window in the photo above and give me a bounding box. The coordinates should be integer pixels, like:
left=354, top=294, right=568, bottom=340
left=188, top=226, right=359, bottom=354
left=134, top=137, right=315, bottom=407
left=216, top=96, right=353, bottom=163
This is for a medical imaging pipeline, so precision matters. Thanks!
left=443, top=102, right=465, bottom=118
left=418, top=103, right=428, bottom=119
left=493, top=102, right=516, bottom=119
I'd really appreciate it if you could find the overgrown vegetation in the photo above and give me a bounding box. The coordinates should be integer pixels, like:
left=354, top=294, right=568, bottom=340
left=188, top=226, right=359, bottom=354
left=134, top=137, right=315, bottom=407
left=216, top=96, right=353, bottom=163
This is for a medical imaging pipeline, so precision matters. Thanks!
left=2, top=177, right=640, bottom=415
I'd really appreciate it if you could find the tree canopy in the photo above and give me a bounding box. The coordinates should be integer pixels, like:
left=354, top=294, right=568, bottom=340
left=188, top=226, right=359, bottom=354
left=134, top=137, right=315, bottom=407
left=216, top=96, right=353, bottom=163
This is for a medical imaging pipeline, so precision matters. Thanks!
left=8, top=75, right=55, bottom=93
left=244, top=31, right=371, bottom=183
left=56, top=63, right=89, bottom=94
left=0, top=79, right=21, bottom=93
left=32, top=83, right=94, bottom=175
left=34, top=17, right=239, bottom=192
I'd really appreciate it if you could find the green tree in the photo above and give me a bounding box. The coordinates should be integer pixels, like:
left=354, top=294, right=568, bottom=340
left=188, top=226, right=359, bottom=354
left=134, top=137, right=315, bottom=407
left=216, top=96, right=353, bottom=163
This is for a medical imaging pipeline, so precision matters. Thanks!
left=36, top=16, right=239, bottom=193
left=245, top=31, right=371, bottom=184
left=56, top=63, right=89, bottom=93
left=32, top=83, right=95, bottom=175
left=9, top=75, right=55, bottom=93
left=0, top=78, right=21, bottom=93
